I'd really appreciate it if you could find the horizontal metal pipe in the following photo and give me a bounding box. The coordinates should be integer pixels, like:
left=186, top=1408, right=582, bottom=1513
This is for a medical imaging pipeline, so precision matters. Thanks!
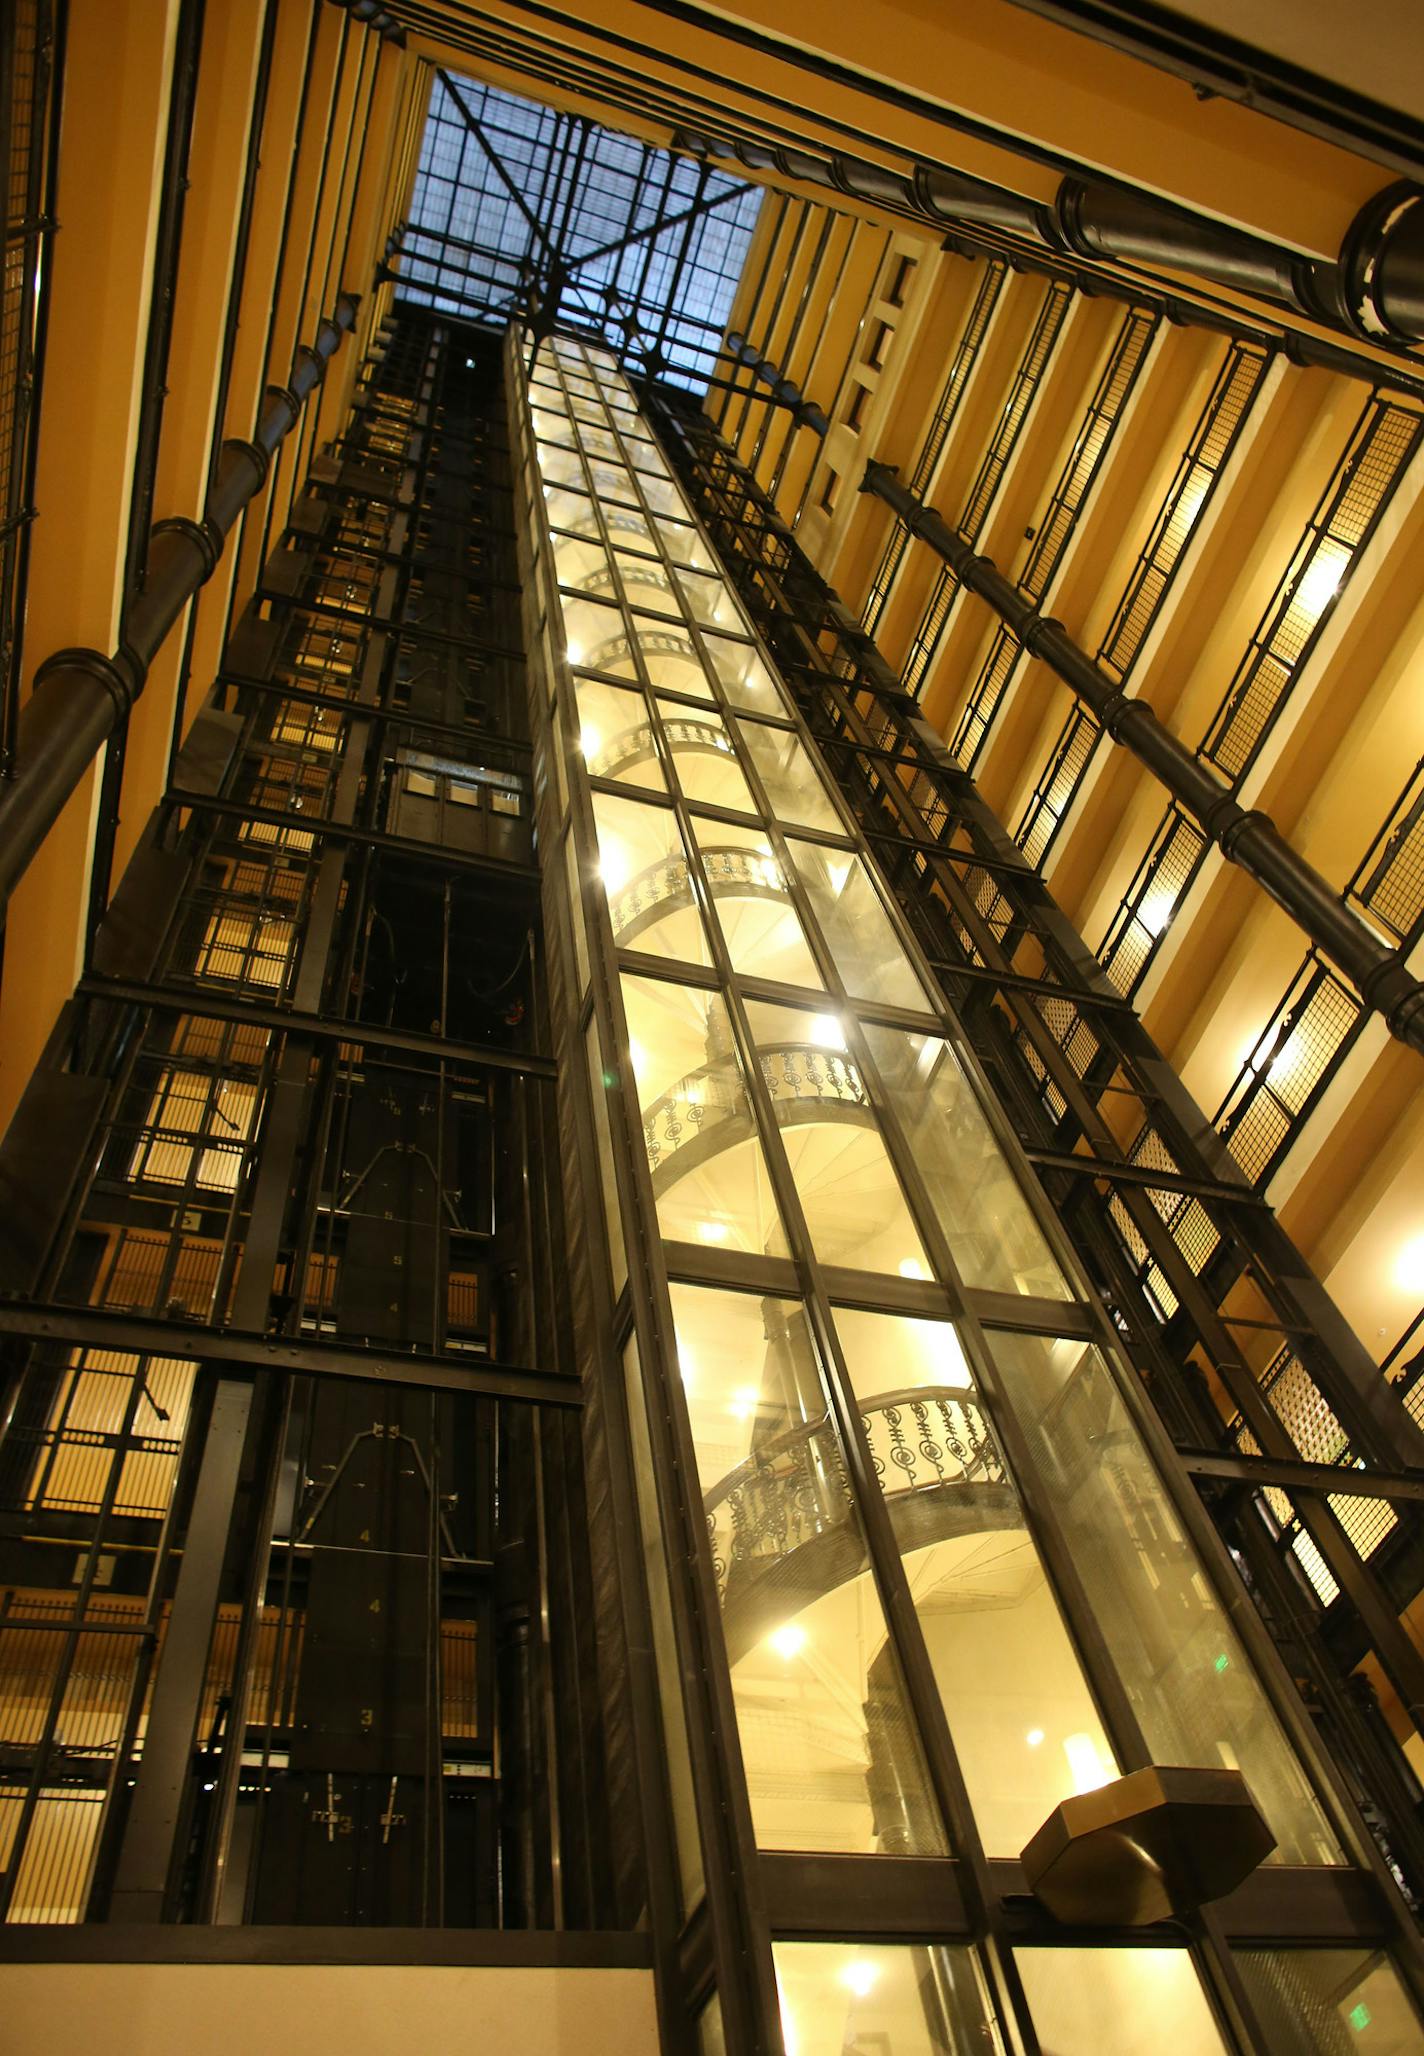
left=861, top=458, right=1424, bottom=1055
left=724, top=329, right=829, bottom=434
left=0, top=295, right=358, bottom=915
left=679, top=127, right=1424, bottom=359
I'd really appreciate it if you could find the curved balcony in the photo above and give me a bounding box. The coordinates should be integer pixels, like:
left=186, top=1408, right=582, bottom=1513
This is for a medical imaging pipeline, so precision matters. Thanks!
left=704, top=1386, right=1016, bottom=1662
left=581, top=625, right=703, bottom=682
left=644, top=1043, right=873, bottom=1196
left=577, top=563, right=679, bottom=607
left=590, top=709, right=732, bottom=782
left=609, top=845, right=788, bottom=948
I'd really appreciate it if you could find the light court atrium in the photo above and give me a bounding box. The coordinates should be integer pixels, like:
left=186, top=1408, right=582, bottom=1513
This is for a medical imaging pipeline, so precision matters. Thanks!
left=1, top=5, right=1424, bottom=2056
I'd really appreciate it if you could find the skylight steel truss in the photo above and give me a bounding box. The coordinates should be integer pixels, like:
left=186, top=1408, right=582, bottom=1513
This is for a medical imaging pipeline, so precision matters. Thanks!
left=396, top=70, right=761, bottom=392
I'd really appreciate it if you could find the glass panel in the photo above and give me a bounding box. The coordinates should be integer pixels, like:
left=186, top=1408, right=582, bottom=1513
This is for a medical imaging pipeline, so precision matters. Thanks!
left=676, top=566, right=748, bottom=633
left=738, top=719, right=844, bottom=833
left=638, top=471, right=692, bottom=520
left=1236, top=1948, right=1423, bottom=2055
left=833, top=1307, right=1118, bottom=1855
left=558, top=594, right=627, bottom=674
left=536, top=440, right=584, bottom=491
left=988, top=1333, right=1340, bottom=1865
left=655, top=698, right=759, bottom=813
left=787, top=843, right=929, bottom=1013
left=613, top=549, right=680, bottom=615
left=584, top=1018, right=626, bottom=1293
left=685, top=815, right=824, bottom=990
left=773, top=1941, right=1001, bottom=2055
left=600, top=500, right=660, bottom=555
left=564, top=829, right=589, bottom=996
left=576, top=418, right=622, bottom=462
left=587, top=460, right=638, bottom=505
left=576, top=677, right=666, bottom=793
left=530, top=403, right=573, bottom=445
left=541, top=486, right=600, bottom=537
left=742, top=1000, right=930, bottom=1278
left=669, top=1284, right=944, bottom=1855
left=636, top=618, right=717, bottom=700
left=624, top=432, right=670, bottom=476
left=551, top=531, right=611, bottom=593
left=622, top=975, right=789, bottom=1258
left=697, top=1995, right=726, bottom=2056
left=1016, top=1948, right=1227, bottom=2056
left=658, top=516, right=719, bottom=573
left=859, top=1025, right=1070, bottom=1298
left=702, top=632, right=790, bottom=718
left=621, top=1334, right=703, bottom=1911
left=593, top=791, right=712, bottom=966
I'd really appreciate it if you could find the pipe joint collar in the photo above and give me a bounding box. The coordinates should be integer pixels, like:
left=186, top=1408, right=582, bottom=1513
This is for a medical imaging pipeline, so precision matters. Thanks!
left=219, top=434, right=270, bottom=495
left=151, top=513, right=221, bottom=585
left=1212, top=802, right=1268, bottom=856
left=34, top=645, right=141, bottom=720
left=1339, top=181, right=1424, bottom=343
left=1375, top=974, right=1424, bottom=1054
left=262, top=383, right=303, bottom=437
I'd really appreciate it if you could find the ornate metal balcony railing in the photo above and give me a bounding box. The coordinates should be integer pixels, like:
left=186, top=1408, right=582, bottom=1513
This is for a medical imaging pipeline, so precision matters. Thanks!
left=1014, top=340, right=1268, bottom=866
left=590, top=713, right=734, bottom=781
left=1210, top=757, right=1424, bottom=1191
left=643, top=1044, right=872, bottom=1194
left=704, top=1386, right=1008, bottom=1629
left=1099, top=395, right=1424, bottom=996
left=861, top=258, right=1008, bottom=639
left=608, top=845, right=788, bottom=948
left=901, top=282, right=1073, bottom=699
left=949, top=306, right=1157, bottom=769
left=1348, top=756, right=1424, bottom=945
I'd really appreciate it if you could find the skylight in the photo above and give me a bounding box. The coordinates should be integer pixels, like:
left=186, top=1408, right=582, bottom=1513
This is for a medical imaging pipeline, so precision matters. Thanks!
left=397, top=73, right=762, bottom=393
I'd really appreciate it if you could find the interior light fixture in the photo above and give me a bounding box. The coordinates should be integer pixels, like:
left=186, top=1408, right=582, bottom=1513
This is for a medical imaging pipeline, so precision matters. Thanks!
left=1394, top=1234, right=1424, bottom=1295
left=1026, top=1728, right=1045, bottom=1749
left=597, top=842, right=629, bottom=893
left=1064, top=1731, right=1112, bottom=1794
left=839, top=1959, right=879, bottom=1999
left=579, top=723, right=601, bottom=758
left=1139, top=894, right=1174, bottom=940
left=1294, top=548, right=1346, bottom=623
left=729, top=1383, right=759, bottom=1418
left=809, top=1012, right=847, bottom=1051
left=698, top=1220, right=730, bottom=1244
left=768, top=1622, right=807, bottom=1660
left=898, top=1257, right=930, bottom=1280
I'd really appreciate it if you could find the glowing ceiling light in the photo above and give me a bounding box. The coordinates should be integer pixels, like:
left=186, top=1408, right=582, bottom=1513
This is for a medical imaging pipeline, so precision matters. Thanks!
left=1294, top=547, right=1346, bottom=623
left=768, top=1622, right=807, bottom=1660
left=565, top=640, right=585, bottom=667
left=898, top=1257, right=930, bottom=1281
left=677, top=1350, right=696, bottom=1391
left=826, top=859, right=853, bottom=897
left=908, top=1318, right=972, bottom=1389
left=1064, top=1731, right=1111, bottom=1794
left=698, top=1220, right=730, bottom=1245
left=597, top=842, right=630, bottom=894
left=579, top=723, right=602, bottom=759
left=1139, top=894, right=1174, bottom=939
left=728, top=1383, right=759, bottom=1418
left=1025, top=1728, right=1045, bottom=1749
left=839, top=1960, right=880, bottom=1999
left=1394, top=1234, right=1424, bottom=1295
left=809, top=1012, right=846, bottom=1051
